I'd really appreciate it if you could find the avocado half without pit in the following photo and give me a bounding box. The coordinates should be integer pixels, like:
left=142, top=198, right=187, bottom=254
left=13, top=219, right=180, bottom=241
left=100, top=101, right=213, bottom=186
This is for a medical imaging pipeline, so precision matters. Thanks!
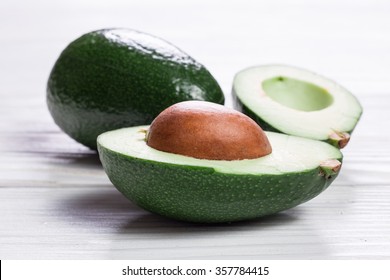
left=233, top=65, right=363, bottom=148
left=97, top=101, right=342, bottom=223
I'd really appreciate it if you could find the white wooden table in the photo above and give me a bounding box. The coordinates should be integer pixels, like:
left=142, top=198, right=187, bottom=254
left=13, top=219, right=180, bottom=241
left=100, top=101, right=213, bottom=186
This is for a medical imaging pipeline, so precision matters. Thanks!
left=1, top=0, right=390, bottom=259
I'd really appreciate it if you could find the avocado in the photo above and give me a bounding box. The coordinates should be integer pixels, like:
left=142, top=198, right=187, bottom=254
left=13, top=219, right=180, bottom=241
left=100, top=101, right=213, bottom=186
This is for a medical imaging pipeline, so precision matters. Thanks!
left=47, top=28, right=224, bottom=149
left=97, top=125, right=342, bottom=223
left=232, top=65, right=362, bottom=148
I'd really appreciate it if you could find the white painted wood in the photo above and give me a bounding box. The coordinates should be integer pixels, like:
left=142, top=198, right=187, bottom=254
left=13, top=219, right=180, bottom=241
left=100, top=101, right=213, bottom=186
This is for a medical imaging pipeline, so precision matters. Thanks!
left=1, top=0, right=390, bottom=259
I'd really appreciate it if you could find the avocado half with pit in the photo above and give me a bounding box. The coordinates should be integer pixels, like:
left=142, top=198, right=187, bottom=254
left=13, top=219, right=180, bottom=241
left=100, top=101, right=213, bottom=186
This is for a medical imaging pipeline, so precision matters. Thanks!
left=233, top=65, right=362, bottom=148
left=97, top=101, right=342, bottom=223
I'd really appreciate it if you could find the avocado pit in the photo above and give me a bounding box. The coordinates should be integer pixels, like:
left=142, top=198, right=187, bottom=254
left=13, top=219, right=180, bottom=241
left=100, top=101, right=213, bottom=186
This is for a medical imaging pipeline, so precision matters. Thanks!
left=146, top=101, right=272, bottom=160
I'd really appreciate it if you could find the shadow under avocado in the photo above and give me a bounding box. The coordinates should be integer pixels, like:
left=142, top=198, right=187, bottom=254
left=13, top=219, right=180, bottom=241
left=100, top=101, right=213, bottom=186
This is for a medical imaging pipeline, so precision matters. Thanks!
left=50, top=152, right=102, bottom=167
left=57, top=185, right=303, bottom=234
left=119, top=209, right=302, bottom=236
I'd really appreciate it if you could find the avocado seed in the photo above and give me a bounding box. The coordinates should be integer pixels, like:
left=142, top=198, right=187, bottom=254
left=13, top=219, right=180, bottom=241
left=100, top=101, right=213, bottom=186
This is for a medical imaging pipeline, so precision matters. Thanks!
left=146, top=101, right=272, bottom=160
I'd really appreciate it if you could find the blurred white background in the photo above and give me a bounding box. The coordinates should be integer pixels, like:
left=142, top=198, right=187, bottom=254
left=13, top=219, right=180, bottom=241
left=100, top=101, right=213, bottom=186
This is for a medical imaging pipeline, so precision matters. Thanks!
left=2, top=0, right=389, bottom=105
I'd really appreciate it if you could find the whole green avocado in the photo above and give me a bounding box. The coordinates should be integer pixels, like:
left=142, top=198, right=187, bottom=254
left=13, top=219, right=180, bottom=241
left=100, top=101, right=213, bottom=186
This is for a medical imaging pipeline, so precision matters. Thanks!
left=47, top=28, right=225, bottom=149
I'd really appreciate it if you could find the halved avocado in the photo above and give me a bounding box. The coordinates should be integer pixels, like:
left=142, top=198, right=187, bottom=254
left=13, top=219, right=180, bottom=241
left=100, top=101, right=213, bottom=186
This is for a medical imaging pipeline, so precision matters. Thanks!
left=97, top=126, right=342, bottom=223
left=233, top=65, right=363, bottom=148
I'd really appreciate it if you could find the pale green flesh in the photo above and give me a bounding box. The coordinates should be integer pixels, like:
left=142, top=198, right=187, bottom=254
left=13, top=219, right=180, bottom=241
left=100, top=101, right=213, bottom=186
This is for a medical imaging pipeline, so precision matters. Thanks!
left=234, top=65, right=363, bottom=140
left=98, top=126, right=342, bottom=175
left=262, top=76, right=334, bottom=112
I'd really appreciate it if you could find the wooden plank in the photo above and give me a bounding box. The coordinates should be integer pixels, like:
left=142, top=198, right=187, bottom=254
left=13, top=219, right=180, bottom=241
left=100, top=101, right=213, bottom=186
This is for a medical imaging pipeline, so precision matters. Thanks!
left=0, top=184, right=389, bottom=259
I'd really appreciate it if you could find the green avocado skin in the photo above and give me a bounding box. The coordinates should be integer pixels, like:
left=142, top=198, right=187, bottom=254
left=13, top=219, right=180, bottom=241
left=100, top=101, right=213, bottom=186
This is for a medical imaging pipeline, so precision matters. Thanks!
left=98, top=144, right=339, bottom=223
left=47, top=29, right=225, bottom=149
left=233, top=93, right=281, bottom=132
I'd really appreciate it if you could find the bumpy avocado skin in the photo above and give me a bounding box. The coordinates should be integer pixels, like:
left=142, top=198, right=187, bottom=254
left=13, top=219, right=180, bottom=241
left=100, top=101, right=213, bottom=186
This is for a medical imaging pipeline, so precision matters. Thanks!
left=98, top=144, right=339, bottom=223
left=47, top=29, right=225, bottom=149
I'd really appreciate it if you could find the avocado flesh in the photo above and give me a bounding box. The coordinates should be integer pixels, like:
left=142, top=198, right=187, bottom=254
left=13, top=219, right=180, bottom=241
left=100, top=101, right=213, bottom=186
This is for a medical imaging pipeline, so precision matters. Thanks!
left=262, top=76, right=334, bottom=112
left=47, top=29, right=224, bottom=149
left=97, top=126, right=342, bottom=223
left=233, top=65, right=362, bottom=146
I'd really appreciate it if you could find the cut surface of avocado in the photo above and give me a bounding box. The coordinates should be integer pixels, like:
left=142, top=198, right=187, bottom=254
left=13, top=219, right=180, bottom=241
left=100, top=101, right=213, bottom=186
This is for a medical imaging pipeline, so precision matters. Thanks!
left=97, top=126, right=342, bottom=223
left=233, top=65, right=362, bottom=148
left=262, top=76, right=334, bottom=111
